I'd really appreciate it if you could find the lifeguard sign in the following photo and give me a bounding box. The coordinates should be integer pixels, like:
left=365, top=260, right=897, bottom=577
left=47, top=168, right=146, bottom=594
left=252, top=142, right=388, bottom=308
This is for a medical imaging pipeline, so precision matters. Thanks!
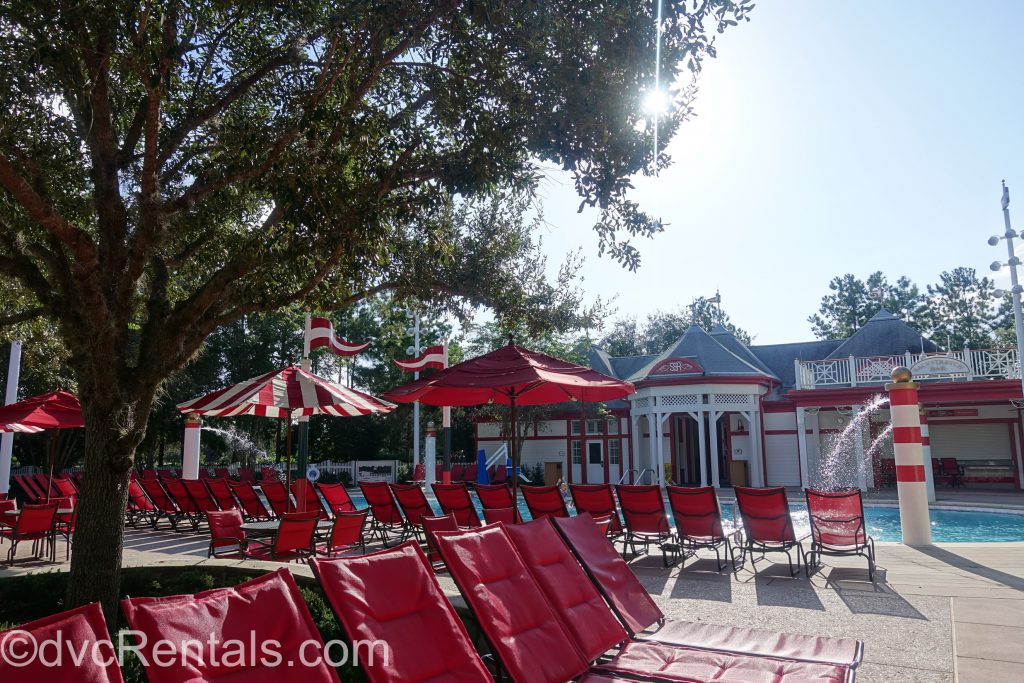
left=650, top=357, right=704, bottom=376
left=910, top=356, right=971, bottom=379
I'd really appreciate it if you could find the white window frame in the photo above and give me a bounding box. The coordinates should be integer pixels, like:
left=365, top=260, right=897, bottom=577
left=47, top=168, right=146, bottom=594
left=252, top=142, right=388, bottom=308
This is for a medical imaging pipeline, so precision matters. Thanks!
left=609, top=439, right=621, bottom=465
left=571, top=440, right=583, bottom=464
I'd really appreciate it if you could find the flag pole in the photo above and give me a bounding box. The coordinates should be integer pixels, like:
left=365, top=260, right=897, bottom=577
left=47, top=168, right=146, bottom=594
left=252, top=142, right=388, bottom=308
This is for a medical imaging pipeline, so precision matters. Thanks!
left=412, top=312, right=422, bottom=481
left=296, top=312, right=312, bottom=507
left=442, top=341, right=451, bottom=483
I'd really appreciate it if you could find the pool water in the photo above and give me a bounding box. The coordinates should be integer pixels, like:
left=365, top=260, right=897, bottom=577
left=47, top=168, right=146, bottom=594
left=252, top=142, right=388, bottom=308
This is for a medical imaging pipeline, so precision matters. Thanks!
left=345, top=491, right=1024, bottom=543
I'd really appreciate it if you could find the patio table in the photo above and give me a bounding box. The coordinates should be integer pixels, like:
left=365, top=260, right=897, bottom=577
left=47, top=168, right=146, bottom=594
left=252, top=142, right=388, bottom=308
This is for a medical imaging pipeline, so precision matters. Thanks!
left=240, top=519, right=332, bottom=538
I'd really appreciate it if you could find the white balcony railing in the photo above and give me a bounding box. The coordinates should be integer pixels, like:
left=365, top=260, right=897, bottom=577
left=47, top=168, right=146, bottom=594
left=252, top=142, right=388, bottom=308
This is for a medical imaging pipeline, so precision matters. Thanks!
left=794, top=348, right=1021, bottom=389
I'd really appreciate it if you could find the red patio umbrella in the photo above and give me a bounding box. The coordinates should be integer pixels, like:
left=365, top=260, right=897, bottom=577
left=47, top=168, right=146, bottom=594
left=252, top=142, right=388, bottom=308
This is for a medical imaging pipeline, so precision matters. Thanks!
left=383, top=343, right=634, bottom=493
left=177, top=365, right=395, bottom=493
left=0, top=390, right=85, bottom=499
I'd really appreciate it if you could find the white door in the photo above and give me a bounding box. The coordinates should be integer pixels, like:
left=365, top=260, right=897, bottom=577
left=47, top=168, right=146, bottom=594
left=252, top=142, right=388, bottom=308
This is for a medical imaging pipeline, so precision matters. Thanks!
left=586, top=441, right=605, bottom=483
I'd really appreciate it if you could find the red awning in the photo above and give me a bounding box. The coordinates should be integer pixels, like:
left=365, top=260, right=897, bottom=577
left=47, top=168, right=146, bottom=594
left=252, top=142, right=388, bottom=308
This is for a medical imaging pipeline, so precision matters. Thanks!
left=0, top=390, right=84, bottom=431
left=383, top=343, right=634, bottom=406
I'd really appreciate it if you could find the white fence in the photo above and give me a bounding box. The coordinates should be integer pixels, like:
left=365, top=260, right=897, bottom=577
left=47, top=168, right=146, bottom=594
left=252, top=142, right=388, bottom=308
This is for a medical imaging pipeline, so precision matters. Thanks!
left=796, top=348, right=1020, bottom=389
left=11, top=461, right=402, bottom=484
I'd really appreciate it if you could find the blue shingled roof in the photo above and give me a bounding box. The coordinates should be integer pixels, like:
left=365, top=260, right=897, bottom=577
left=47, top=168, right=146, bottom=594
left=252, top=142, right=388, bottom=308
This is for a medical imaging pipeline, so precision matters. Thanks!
left=709, top=324, right=779, bottom=379
left=825, top=308, right=937, bottom=359
left=625, top=324, right=774, bottom=381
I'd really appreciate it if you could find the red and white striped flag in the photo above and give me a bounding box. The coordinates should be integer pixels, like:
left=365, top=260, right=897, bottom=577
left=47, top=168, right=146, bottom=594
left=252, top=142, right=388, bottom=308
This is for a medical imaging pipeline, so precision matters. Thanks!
left=395, top=344, right=447, bottom=372
left=307, top=316, right=369, bottom=357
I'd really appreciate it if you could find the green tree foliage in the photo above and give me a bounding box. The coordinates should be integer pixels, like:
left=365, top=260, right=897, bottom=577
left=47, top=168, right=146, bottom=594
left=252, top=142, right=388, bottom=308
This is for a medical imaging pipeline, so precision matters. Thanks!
left=808, top=272, right=926, bottom=340
left=0, top=1, right=753, bottom=617
left=599, top=296, right=752, bottom=356
left=924, top=267, right=1003, bottom=350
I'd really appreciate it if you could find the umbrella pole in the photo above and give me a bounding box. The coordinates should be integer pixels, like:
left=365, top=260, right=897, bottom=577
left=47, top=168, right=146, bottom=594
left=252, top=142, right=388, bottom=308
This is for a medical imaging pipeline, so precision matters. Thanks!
left=510, top=395, right=518, bottom=500
left=47, top=430, right=56, bottom=502
left=285, top=416, right=293, bottom=501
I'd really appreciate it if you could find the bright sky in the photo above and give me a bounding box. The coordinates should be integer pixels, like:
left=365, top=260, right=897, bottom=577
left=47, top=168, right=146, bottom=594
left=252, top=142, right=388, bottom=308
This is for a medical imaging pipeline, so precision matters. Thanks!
left=538, top=1, right=1024, bottom=346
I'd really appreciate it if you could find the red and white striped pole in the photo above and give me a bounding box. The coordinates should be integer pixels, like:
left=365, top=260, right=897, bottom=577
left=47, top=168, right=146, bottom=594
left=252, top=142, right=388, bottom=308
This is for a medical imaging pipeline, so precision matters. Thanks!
left=886, top=367, right=932, bottom=545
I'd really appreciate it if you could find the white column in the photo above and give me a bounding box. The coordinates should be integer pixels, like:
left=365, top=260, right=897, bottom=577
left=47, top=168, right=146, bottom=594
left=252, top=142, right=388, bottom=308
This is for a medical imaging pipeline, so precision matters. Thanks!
left=920, top=410, right=936, bottom=502
left=696, top=410, right=707, bottom=487
left=708, top=409, right=720, bottom=488
left=751, top=409, right=764, bottom=486
left=182, top=413, right=202, bottom=480
left=795, top=407, right=809, bottom=487
left=424, top=421, right=437, bottom=488
left=630, top=414, right=640, bottom=483
left=853, top=404, right=868, bottom=492
left=0, top=340, right=22, bottom=495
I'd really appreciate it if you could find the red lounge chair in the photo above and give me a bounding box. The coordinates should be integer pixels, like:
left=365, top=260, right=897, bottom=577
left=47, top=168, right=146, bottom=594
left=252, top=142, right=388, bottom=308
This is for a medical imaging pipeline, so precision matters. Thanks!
left=122, top=569, right=341, bottom=683
left=162, top=478, right=202, bottom=531
left=1, top=502, right=58, bottom=565
left=227, top=480, right=272, bottom=520
left=553, top=513, right=864, bottom=672
left=475, top=482, right=521, bottom=521
left=126, top=479, right=159, bottom=528
left=157, top=469, right=178, bottom=480
left=938, top=458, right=964, bottom=488
left=0, top=498, right=16, bottom=529
left=504, top=519, right=630, bottom=661
left=389, top=483, right=435, bottom=536
left=804, top=488, right=876, bottom=580
left=203, top=477, right=238, bottom=511
left=237, top=466, right=256, bottom=483
left=317, top=482, right=356, bottom=515
left=569, top=483, right=623, bottom=536
left=213, top=466, right=231, bottom=479
left=206, top=509, right=246, bottom=558
left=666, top=485, right=735, bottom=571
left=140, top=468, right=158, bottom=480
left=309, top=543, right=493, bottom=683
left=0, top=602, right=124, bottom=682
left=410, top=462, right=425, bottom=483
left=482, top=506, right=519, bottom=525
left=520, top=484, right=569, bottom=520
left=138, top=479, right=189, bottom=531
left=182, top=478, right=220, bottom=515
left=317, top=509, right=368, bottom=557
left=34, top=473, right=57, bottom=498
left=260, top=479, right=294, bottom=518
left=488, top=463, right=508, bottom=483
left=461, top=463, right=478, bottom=483
left=421, top=512, right=459, bottom=570
left=52, top=476, right=78, bottom=502
left=13, top=473, right=44, bottom=502
left=244, top=510, right=319, bottom=563
left=431, top=482, right=482, bottom=527
left=450, top=463, right=466, bottom=482
left=291, top=479, right=328, bottom=518
left=260, top=466, right=280, bottom=482
left=733, top=486, right=808, bottom=577
left=358, top=481, right=406, bottom=546
left=615, top=484, right=680, bottom=566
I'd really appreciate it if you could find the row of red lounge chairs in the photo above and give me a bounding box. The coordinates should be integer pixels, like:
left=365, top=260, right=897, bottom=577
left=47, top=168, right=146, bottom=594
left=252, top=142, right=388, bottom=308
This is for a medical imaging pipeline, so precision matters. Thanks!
left=0, top=512, right=864, bottom=682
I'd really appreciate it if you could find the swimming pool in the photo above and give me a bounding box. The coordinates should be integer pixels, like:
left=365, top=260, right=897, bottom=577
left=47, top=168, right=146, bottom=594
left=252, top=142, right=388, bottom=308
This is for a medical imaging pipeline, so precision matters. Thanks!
left=345, top=491, right=1024, bottom=543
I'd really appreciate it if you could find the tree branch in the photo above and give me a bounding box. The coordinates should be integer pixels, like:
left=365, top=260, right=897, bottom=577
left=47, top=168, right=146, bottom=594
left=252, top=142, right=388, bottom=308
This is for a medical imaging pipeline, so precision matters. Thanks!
left=0, top=307, right=45, bottom=327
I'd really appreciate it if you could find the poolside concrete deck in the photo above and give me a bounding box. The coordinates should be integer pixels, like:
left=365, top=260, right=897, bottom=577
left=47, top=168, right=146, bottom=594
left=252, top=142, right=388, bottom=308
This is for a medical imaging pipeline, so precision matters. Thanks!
left=2, top=527, right=1022, bottom=682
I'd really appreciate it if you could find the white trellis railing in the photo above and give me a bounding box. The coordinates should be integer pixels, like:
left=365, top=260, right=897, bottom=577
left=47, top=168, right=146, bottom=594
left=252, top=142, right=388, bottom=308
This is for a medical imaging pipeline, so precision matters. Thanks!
left=795, top=348, right=1020, bottom=389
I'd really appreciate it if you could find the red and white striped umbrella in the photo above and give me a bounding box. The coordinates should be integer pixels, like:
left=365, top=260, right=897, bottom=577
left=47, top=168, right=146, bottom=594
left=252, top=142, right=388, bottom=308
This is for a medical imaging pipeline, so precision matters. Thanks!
left=177, top=366, right=395, bottom=418
left=0, top=423, right=45, bottom=433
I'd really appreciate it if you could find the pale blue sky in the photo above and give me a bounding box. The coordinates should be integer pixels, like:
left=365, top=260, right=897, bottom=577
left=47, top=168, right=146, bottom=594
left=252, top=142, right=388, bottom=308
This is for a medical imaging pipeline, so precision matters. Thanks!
left=537, top=1, right=1024, bottom=346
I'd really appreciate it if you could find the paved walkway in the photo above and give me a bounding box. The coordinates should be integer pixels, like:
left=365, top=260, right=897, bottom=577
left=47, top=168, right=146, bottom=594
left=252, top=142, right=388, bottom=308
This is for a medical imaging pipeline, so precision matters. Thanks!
left=2, top=528, right=1022, bottom=682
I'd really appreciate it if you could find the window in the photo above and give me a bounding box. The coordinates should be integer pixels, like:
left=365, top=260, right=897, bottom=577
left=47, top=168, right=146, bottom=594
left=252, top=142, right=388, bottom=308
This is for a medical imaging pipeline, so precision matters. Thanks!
left=586, top=419, right=600, bottom=434
left=570, top=420, right=581, bottom=435
left=571, top=440, right=582, bottom=464
left=607, top=419, right=618, bottom=435
left=588, top=442, right=602, bottom=465
left=609, top=439, right=621, bottom=465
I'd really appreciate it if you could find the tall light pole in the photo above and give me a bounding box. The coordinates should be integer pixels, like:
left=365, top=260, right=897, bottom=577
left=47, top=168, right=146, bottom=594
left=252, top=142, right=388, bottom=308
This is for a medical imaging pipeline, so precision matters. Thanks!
left=406, top=310, right=422, bottom=470
left=989, top=180, right=1024, bottom=399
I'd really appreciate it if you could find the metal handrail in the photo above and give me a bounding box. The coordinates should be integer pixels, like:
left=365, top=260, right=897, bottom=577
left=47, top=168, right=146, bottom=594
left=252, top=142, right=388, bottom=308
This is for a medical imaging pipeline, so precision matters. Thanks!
left=617, top=467, right=656, bottom=485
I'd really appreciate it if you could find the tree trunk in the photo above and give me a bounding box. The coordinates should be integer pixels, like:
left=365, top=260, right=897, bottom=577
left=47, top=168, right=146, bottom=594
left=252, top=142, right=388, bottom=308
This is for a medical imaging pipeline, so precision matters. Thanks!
left=66, top=390, right=147, bottom=625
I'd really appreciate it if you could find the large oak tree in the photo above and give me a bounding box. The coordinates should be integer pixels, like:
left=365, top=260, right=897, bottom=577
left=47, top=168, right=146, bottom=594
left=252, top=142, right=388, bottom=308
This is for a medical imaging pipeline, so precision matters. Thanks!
left=0, top=1, right=752, bottom=618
